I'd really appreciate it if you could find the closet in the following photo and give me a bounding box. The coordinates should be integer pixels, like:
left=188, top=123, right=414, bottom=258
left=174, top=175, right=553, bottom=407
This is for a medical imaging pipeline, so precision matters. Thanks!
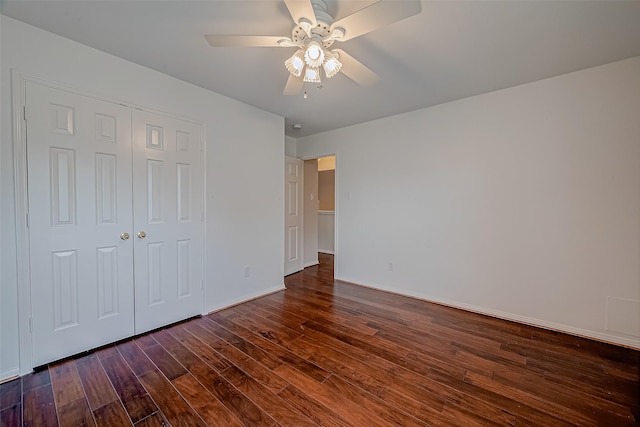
left=26, top=82, right=203, bottom=366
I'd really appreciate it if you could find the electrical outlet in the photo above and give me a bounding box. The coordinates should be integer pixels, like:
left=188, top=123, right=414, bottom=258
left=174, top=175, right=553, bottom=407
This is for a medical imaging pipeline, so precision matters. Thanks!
left=243, top=266, right=251, bottom=278
left=388, top=262, right=394, bottom=272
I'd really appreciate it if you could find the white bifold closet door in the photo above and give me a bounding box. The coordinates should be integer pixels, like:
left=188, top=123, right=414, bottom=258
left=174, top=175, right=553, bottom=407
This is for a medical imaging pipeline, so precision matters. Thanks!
left=26, top=82, right=203, bottom=366
left=131, top=109, right=203, bottom=335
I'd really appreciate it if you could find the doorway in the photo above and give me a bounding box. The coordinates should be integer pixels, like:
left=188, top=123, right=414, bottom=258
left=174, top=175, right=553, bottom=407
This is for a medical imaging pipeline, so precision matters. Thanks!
left=301, top=155, right=336, bottom=270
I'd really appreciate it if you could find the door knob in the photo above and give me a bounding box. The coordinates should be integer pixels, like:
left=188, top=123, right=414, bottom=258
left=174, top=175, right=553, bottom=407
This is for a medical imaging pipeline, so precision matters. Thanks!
left=120, top=232, right=130, bottom=240
left=137, top=231, right=147, bottom=239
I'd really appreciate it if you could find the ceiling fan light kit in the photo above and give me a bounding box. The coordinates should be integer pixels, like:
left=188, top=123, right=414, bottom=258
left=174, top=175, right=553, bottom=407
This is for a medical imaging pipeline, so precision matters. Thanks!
left=322, top=50, right=342, bottom=78
left=304, top=67, right=322, bottom=83
left=204, top=0, right=422, bottom=94
left=285, top=50, right=305, bottom=77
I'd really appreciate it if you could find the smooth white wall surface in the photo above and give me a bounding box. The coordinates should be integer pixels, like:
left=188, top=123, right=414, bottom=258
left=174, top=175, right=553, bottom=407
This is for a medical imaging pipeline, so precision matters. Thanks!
left=318, top=212, right=335, bottom=254
left=285, top=135, right=297, bottom=157
left=297, top=56, right=640, bottom=348
left=1, top=16, right=284, bottom=379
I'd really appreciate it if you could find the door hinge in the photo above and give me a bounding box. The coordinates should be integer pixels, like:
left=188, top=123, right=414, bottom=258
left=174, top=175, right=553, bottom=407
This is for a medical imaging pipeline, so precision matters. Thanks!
left=26, top=212, right=29, bottom=228
left=23, top=106, right=27, bottom=121
left=28, top=318, right=32, bottom=332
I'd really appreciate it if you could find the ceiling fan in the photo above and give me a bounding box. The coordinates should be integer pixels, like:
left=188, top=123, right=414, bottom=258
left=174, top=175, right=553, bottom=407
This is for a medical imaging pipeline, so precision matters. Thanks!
left=205, top=0, right=422, bottom=95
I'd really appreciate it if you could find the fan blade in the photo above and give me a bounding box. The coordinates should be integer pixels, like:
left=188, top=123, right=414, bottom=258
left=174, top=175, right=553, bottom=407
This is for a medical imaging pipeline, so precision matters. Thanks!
left=205, top=35, right=288, bottom=47
left=334, top=49, right=379, bottom=86
left=283, top=74, right=305, bottom=95
left=330, top=0, right=422, bottom=41
left=284, top=0, right=317, bottom=27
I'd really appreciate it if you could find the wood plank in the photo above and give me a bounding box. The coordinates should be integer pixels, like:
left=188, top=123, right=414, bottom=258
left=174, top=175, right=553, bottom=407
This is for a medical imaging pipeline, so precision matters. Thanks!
left=23, top=383, right=59, bottom=427
left=93, top=401, right=133, bottom=427
left=0, top=404, right=22, bottom=427
left=0, top=378, right=21, bottom=410
left=191, top=364, right=275, bottom=427
left=140, top=344, right=187, bottom=381
left=187, top=318, right=283, bottom=370
left=277, top=385, right=350, bottom=427
left=99, top=353, right=158, bottom=423
left=95, top=346, right=119, bottom=361
left=205, top=315, right=331, bottom=382
left=138, top=369, right=206, bottom=427
left=221, top=364, right=317, bottom=426
left=133, top=412, right=170, bottom=426
left=165, top=324, right=232, bottom=372
left=116, top=341, right=156, bottom=377
left=156, top=327, right=276, bottom=426
left=49, top=359, right=85, bottom=407
left=134, top=335, right=158, bottom=349
left=172, top=373, right=243, bottom=427
left=75, top=354, right=119, bottom=411
left=22, top=369, right=51, bottom=393
left=57, top=397, right=96, bottom=427
left=274, top=364, right=393, bottom=427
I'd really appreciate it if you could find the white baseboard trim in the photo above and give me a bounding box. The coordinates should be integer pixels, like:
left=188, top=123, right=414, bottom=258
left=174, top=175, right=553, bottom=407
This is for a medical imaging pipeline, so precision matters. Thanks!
left=0, top=369, right=20, bottom=383
left=336, top=276, right=640, bottom=350
left=205, top=285, right=285, bottom=314
left=318, top=250, right=334, bottom=255
left=304, top=261, right=319, bottom=268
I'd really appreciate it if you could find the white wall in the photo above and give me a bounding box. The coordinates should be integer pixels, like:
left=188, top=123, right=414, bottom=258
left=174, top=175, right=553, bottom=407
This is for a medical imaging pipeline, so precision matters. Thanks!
left=297, top=56, right=640, bottom=349
left=285, top=135, right=297, bottom=157
left=318, top=211, right=335, bottom=255
left=1, top=16, right=285, bottom=380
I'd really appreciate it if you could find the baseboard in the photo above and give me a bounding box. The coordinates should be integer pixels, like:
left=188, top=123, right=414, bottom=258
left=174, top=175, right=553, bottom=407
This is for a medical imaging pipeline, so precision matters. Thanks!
left=205, top=285, right=285, bottom=314
left=304, top=261, right=319, bottom=268
left=318, top=250, right=334, bottom=255
left=336, top=276, right=640, bottom=350
left=0, top=369, right=20, bottom=383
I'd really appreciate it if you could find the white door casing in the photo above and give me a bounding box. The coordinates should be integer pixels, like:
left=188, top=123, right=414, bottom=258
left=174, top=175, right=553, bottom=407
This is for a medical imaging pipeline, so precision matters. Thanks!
left=132, top=109, right=204, bottom=334
left=27, top=83, right=135, bottom=366
left=285, top=156, right=303, bottom=275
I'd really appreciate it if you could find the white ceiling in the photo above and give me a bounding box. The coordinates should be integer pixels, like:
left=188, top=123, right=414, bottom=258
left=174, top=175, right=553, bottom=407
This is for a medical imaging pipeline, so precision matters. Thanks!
left=2, top=0, right=640, bottom=137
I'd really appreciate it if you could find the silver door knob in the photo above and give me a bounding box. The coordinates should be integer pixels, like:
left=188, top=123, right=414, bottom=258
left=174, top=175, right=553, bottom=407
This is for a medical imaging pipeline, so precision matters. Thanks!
left=137, top=231, right=147, bottom=239
left=120, top=233, right=130, bottom=240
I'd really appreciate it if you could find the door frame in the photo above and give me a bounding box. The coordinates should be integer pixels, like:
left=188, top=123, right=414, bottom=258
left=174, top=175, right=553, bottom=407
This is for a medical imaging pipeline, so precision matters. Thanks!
left=299, top=152, right=338, bottom=279
left=11, top=72, right=207, bottom=374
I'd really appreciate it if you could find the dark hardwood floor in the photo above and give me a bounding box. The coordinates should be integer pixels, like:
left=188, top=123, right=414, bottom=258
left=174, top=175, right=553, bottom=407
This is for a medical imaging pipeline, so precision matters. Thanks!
left=1, top=253, right=639, bottom=426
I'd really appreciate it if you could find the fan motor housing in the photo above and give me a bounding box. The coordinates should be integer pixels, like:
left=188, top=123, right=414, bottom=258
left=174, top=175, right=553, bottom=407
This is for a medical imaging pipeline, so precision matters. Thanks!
left=291, top=0, right=335, bottom=48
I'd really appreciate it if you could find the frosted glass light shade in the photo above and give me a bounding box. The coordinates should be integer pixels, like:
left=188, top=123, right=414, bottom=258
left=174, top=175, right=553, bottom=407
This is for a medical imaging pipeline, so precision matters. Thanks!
left=323, top=51, right=342, bottom=78
left=303, top=67, right=321, bottom=83
left=304, top=41, right=325, bottom=68
left=285, top=50, right=305, bottom=77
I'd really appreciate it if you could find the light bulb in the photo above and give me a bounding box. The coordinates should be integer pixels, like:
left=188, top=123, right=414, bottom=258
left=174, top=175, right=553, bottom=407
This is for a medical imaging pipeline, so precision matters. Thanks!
left=323, top=51, right=342, bottom=78
left=304, top=41, right=325, bottom=68
left=303, top=67, right=321, bottom=83
left=285, top=50, right=305, bottom=77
